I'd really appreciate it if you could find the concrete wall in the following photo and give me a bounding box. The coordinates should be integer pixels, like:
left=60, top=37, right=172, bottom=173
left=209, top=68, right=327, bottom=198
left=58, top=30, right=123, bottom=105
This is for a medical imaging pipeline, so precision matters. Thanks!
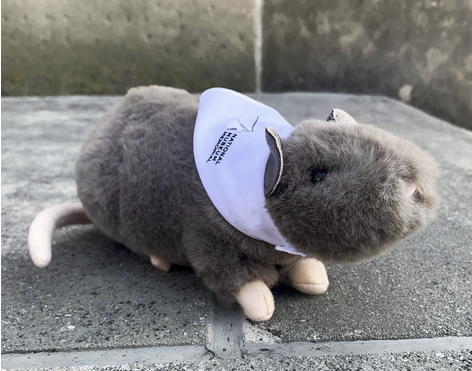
left=2, top=0, right=472, bottom=130
left=263, top=0, right=472, bottom=130
left=1, top=0, right=256, bottom=95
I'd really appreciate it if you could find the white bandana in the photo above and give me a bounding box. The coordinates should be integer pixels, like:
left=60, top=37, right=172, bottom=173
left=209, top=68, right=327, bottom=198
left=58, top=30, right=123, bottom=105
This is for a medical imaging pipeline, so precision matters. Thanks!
left=194, top=88, right=306, bottom=256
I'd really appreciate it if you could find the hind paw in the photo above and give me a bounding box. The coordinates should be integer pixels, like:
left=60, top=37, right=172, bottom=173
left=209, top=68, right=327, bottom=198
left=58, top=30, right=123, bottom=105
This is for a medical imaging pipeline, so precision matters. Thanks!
left=150, top=255, right=172, bottom=272
left=287, top=258, right=329, bottom=295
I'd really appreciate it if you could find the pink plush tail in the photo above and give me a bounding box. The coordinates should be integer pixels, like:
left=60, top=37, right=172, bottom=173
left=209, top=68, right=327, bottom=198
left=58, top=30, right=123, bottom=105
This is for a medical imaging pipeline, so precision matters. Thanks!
left=28, top=203, right=91, bottom=267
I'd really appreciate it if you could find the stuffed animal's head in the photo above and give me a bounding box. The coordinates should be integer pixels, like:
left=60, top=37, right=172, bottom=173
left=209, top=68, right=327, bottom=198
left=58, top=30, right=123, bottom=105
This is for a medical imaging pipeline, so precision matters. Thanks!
left=264, top=110, right=439, bottom=263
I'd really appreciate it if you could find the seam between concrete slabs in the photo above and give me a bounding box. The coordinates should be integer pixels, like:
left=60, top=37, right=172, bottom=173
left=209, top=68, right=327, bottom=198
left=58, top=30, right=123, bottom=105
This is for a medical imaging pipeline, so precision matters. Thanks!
left=244, top=336, right=472, bottom=358
left=1, top=345, right=211, bottom=369
left=206, top=296, right=243, bottom=358
left=2, top=337, right=471, bottom=369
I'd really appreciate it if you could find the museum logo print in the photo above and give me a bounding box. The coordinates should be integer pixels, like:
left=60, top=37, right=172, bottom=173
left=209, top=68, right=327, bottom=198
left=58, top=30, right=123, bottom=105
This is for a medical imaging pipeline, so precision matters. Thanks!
left=206, top=116, right=260, bottom=165
left=206, top=131, right=238, bottom=165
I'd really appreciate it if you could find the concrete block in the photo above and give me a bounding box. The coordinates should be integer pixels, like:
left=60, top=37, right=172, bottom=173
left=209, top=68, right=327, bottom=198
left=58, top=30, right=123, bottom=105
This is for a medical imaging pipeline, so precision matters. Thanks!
left=2, top=93, right=471, bottom=354
left=1, top=0, right=255, bottom=95
left=1, top=97, right=213, bottom=353
left=263, top=0, right=472, bottom=130
left=4, top=350, right=471, bottom=370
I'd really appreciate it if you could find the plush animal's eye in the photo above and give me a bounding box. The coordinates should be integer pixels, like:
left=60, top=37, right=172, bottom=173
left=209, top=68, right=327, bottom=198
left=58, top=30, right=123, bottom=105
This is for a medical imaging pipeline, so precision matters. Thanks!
left=312, top=169, right=328, bottom=183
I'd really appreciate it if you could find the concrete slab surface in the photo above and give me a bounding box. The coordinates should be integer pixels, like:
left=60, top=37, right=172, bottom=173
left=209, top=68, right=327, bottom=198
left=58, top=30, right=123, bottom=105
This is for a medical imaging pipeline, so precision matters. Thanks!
left=2, top=97, right=212, bottom=353
left=5, top=350, right=472, bottom=371
left=1, top=239, right=211, bottom=353
left=2, top=93, right=471, bottom=368
left=4, top=337, right=471, bottom=369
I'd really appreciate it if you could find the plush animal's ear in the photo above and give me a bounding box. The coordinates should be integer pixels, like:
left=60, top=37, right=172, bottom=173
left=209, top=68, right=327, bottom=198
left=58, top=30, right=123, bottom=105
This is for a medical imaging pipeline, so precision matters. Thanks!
left=264, top=126, right=284, bottom=197
left=327, top=109, right=358, bottom=125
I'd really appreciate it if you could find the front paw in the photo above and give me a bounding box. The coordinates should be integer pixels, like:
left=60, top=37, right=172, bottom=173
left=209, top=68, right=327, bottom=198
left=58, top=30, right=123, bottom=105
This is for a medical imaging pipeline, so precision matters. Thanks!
left=234, top=280, right=274, bottom=322
left=287, top=258, right=329, bottom=295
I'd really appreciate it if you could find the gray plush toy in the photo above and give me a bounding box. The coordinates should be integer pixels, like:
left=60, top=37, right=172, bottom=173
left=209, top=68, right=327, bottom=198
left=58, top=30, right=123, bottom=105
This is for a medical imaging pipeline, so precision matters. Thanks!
left=29, top=86, right=439, bottom=321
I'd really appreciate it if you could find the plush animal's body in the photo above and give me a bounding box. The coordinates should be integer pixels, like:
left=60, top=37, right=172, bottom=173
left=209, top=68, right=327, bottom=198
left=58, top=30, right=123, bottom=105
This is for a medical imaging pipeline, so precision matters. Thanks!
left=76, top=86, right=293, bottom=300
left=29, top=86, right=439, bottom=321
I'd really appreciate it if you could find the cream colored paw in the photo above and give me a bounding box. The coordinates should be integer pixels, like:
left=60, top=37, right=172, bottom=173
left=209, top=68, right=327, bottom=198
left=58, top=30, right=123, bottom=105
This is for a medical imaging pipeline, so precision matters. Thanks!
left=287, top=258, right=329, bottom=295
left=235, top=280, right=274, bottom=322
left=150, top=255, right=172, bottom=272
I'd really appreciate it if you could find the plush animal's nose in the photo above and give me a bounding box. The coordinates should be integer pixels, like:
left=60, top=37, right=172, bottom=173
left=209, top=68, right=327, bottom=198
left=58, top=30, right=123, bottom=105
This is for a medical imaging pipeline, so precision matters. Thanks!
left=405, top=183, right=417, bottom=198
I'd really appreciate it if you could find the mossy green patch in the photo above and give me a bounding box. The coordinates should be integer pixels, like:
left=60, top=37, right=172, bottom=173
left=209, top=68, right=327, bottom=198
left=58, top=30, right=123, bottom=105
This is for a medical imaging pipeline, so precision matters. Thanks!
left=1, top=36, right=255, bottom=96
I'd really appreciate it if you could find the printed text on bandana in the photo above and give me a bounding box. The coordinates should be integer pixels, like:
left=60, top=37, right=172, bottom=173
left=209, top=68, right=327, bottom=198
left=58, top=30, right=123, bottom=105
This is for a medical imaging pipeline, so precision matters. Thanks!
left=206, top=131, right=238, bottom=165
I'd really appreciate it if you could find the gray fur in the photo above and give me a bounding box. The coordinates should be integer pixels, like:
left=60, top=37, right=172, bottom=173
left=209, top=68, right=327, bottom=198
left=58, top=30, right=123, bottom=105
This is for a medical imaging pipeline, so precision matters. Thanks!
left=75, top=86, right=439, bottom=301
left=267, top=119, right=439, bottom=263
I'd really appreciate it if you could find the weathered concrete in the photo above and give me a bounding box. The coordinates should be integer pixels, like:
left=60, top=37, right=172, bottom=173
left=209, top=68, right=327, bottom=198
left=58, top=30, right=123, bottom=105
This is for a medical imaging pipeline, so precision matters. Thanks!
left=1, top=0, right=255, bottom=95
left=263, top=0, right=472, bottom=130
left=5, top=350, right=472, bottom=371
left=2, top=93, right=471, bottom=368
left=2, top=0, right=472, bottom=131
left=4, top=337, right=471, bottom=369
left=1, top=97, right=212, bottom=353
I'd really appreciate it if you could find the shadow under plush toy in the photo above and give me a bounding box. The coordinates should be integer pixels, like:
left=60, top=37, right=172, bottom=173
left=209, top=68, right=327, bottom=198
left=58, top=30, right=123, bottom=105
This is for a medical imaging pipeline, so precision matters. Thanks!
left=28, top=86, right=439, bottom=321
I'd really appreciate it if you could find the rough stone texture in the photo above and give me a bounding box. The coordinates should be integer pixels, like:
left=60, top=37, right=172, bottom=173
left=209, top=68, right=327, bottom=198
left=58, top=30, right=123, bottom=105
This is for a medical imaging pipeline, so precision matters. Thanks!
left=263, top=0, right=472, bottom=130
left=8, top=351, right=472, bottom=371
left=1, top=97, right=212, bottom=353
left=3, top=0, right=472, bottom=132
left=2, top=93, right=471, bottom=359
left=1, top=0, right=255, bottom=95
